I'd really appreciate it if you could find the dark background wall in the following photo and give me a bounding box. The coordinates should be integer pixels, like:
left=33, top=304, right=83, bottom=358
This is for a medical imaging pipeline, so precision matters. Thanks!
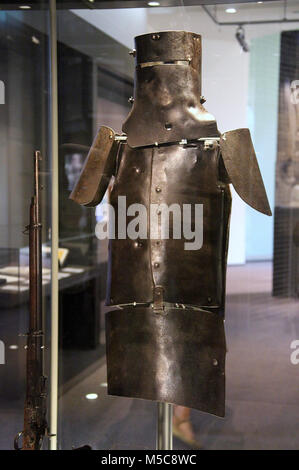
left=273, top=30, right=299, bottom=297
left=0, top=12, right=49, bottom=252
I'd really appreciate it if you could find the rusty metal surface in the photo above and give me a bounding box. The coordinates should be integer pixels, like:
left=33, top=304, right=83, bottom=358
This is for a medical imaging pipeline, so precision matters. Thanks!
left=69, top=126, right=118, bottom=207
left=108, top=142, right=231, bottom=313
left=106, top=306, right=226, bottom=417
left=220, top=129, right=272, bottom=216
left=123, top=31, right=218, bottom=148
left=134, top=31, right=202, bottom=72
left=123, top=66, right=219, bottom=148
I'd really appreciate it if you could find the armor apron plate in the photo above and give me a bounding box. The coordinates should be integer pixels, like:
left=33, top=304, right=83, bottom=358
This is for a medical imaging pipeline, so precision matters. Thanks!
left=106, top=306, right=226, bottom=417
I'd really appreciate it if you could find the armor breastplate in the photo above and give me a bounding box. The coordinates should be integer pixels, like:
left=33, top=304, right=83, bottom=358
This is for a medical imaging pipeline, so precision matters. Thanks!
left=70, top=31, right=271, bottom=417
left=108, top=142, right=231, bottom=313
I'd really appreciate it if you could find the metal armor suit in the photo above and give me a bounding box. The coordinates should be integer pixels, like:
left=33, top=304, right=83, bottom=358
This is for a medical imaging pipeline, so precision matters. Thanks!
left=70, top=31, right=271, bottom=417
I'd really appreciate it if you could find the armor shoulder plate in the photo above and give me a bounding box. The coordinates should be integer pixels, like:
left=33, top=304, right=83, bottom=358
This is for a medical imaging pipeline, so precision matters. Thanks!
left=220, top=128, right=272, bottom=216
left=69, top=126, right=118, bottom=207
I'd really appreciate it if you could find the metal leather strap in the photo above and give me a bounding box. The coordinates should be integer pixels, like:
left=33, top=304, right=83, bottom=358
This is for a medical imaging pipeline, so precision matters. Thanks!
left=153, top=286, right=165, bottom=313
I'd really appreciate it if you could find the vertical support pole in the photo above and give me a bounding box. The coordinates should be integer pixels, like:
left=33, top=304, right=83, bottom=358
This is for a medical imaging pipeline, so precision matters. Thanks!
left=49, top=0, right=59, bottom=451
left=156, top=403, right=173, bottom=450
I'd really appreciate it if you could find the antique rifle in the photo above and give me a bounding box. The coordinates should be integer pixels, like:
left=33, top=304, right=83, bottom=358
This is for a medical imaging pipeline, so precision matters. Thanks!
left=15, top=151, right=48, bottom=450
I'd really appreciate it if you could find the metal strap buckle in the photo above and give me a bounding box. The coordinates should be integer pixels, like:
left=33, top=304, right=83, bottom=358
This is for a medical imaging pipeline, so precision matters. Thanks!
left=153, top=286, right=165, bottom=313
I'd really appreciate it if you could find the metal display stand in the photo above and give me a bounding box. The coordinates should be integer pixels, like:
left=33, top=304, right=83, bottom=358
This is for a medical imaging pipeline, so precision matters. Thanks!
left=156, top=403, right=173, bottom=450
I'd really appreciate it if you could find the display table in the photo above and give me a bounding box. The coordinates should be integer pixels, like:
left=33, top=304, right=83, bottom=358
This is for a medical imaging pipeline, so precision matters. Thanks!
left=0, top=264, right=101, bottom=308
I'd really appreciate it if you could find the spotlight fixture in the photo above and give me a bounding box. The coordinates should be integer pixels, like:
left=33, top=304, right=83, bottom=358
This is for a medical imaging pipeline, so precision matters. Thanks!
left=235, top=26, right=250, bottom=53
left=148, top=1, right=160, bottom=6
left=85, top=393, right=98, bottom=400
left=225, top=8, right=237, bottom=14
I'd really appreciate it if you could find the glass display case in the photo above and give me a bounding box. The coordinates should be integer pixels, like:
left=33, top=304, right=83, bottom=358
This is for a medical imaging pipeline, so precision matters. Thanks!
left=0, top=0, right=298, bottom=451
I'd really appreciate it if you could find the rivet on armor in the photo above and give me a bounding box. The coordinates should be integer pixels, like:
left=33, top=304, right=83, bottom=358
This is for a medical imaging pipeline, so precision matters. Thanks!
left=129, top=49, right=136, bottom=57
left=155, top=240, right=161, bottom=246
left=165, top=122, right=172, bottom=131
left=151, top=34, right=160, bottom=40
left=204, top=139, right=217, bottom=151
left=154, top=262, right=160, bottom=269
left=157, top=209, right=161, bottom=215
left=155, top=187, right=162, bottom=193
left=128, top=96, right=134, bottom=104
left=134, top=241, right=143, bottom=248
left=135, top=167, right=141, bottom=174
left=207, top=296, right=212, bottom=303
left=200, top=95, right=206, bottom=104
left=213, top=359, right=218, bottom=366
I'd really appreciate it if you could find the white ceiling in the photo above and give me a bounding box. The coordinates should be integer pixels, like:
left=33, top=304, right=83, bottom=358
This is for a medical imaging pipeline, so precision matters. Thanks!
left=72, top=1, right=299, bottom=49
left=205, top=0, right=299, bottom=22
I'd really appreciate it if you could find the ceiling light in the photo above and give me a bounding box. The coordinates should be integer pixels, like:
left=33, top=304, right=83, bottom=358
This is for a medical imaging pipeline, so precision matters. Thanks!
left=85, top=393, right=98, bottom=400
left=32, top=36, right=40, bottom=45
left=148, top=2, right=160, bottom=6
left=19, top=5, right=31, bottom=9
left=9, top=345, right=18, bottom=350
left=225, top=8, right=237, bottom=14
left=257, top=1, right=263, bottom=3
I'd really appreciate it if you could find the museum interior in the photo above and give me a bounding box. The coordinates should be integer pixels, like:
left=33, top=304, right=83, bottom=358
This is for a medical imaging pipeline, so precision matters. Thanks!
left=0, top=0, right=298, bottom=450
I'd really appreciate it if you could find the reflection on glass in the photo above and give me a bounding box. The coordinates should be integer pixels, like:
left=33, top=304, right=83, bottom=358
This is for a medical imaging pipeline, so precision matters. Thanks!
left=57, top=3, right=299, bottom=451
left=0, top=4, right=50, bottom=450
